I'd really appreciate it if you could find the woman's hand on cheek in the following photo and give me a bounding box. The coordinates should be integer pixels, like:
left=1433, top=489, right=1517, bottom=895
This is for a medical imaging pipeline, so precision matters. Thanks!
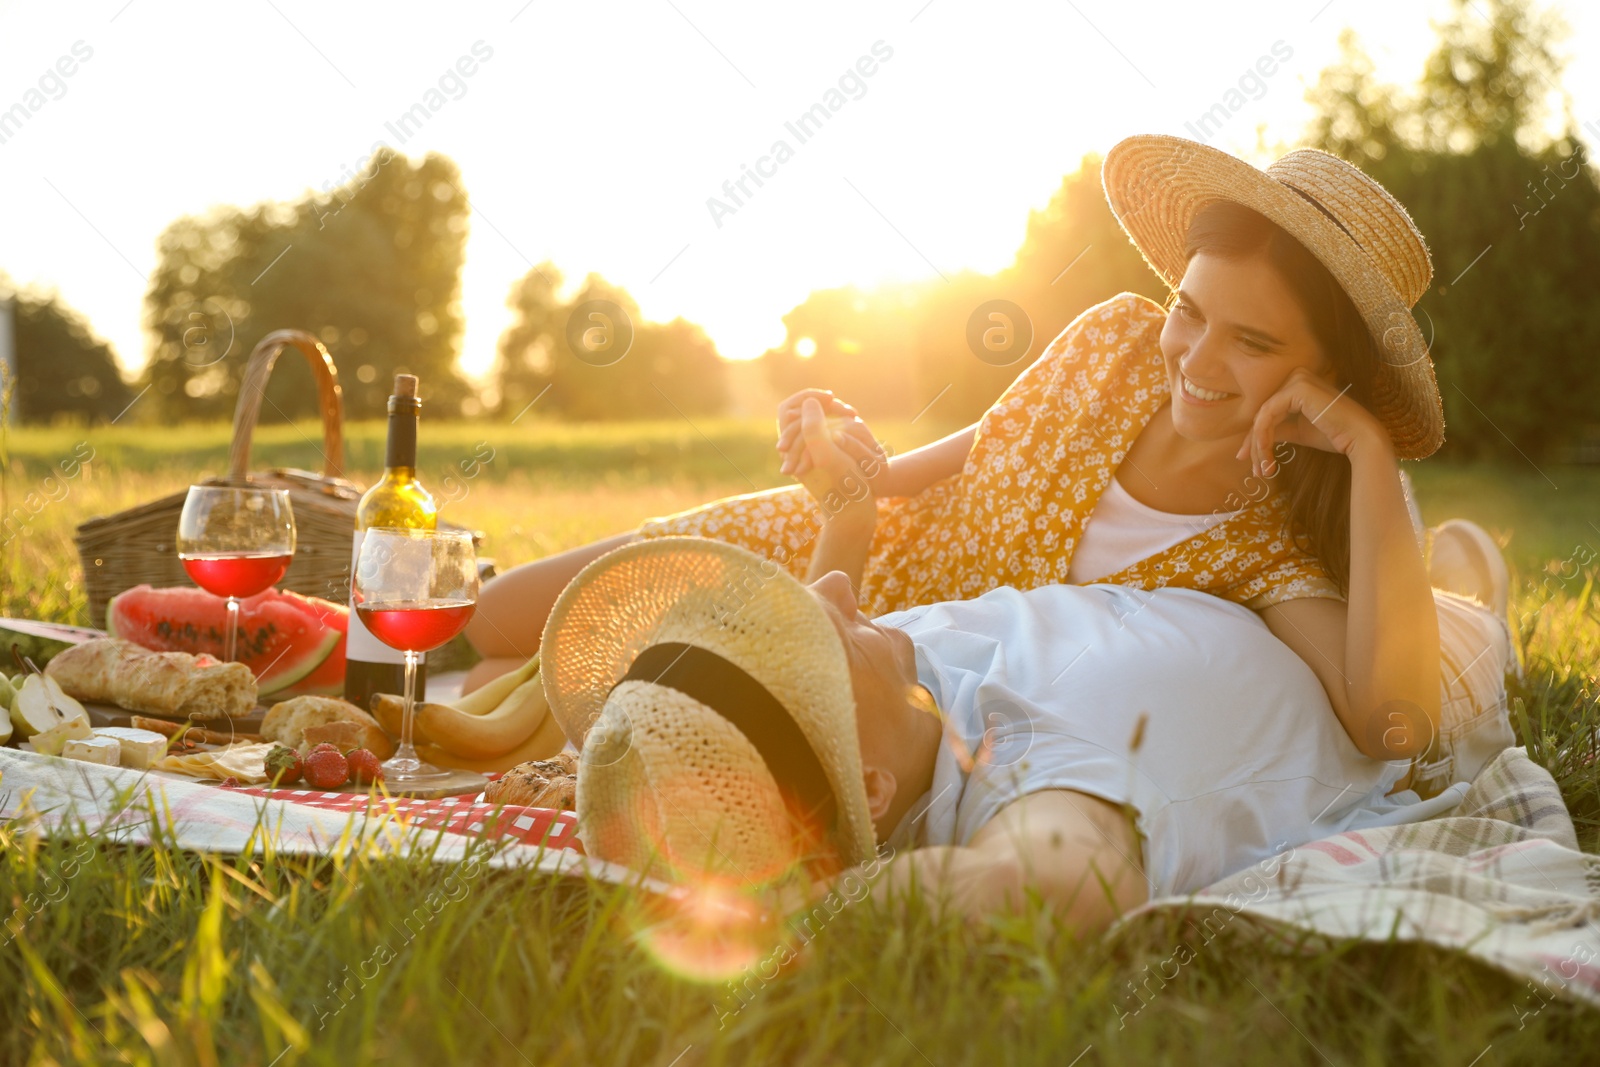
left=1237, top=367, right=1390, bottom=476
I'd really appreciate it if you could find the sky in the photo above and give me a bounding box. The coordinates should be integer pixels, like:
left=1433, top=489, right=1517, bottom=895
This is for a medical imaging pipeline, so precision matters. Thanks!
left=0, top=0, right=1595, bottom=381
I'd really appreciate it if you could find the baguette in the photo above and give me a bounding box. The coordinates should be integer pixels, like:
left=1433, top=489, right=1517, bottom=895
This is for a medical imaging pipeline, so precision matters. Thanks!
left=45, top=638, right=257, bottom=721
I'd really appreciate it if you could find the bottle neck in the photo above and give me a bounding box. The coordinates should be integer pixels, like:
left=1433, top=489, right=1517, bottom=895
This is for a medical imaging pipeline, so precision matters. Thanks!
left=385, top=398, right=420, bottom=469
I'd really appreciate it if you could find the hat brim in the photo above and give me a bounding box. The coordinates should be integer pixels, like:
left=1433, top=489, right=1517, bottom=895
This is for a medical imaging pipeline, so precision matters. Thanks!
left=540, top=536, right=878, bottom=871
left=1101, top=134, right=1444, bottom=459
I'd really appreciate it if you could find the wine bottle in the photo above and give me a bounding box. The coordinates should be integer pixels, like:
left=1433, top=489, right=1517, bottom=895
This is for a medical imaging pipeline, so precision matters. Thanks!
left=344, top=374, right=438, bottom=709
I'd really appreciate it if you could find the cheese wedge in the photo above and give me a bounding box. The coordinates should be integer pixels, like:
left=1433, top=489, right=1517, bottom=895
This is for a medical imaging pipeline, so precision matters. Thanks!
left=92, top=727, right=170, bottom=770
left=31, top=716, right=92, bottom=757
left=62, top=735, right=122, bottom=767
left=154, top=741, right=273, bottom=784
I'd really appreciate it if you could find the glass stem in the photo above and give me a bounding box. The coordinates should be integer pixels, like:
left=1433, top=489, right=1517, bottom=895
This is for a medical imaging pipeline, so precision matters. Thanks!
left=396, top=649, right=420, bottom=761
left=223, top=596, right=239, bottom=663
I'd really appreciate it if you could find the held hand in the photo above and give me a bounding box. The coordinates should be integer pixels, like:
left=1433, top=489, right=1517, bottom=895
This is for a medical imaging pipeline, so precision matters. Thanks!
left=796, top=396, right=880, bottom=525
left=777, top=389, right=857, bottom=473
left=1237, top=368, right=1391, bottom=478
left=778, top=391, right=888, bottom=488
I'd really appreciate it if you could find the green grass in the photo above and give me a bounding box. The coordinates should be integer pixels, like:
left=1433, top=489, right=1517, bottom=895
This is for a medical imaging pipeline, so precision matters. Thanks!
left=2, top=420, right=1599, bottom=1063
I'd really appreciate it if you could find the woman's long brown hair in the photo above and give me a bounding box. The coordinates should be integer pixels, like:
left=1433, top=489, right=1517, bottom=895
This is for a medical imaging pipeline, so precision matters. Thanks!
left=1178, top=199, right=1383, bottom=594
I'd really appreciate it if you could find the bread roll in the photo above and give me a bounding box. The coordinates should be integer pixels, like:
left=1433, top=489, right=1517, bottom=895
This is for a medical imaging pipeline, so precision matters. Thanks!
left=484, top=754, right=577, bottom=809
left=45, top=638, right=256, bottom=720
left=262, top=696, right=394, bottom=759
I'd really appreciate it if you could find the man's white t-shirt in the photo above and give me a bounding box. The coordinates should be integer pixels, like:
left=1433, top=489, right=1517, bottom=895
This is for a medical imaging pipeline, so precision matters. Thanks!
left=876, top=584, right=1469, bottom=900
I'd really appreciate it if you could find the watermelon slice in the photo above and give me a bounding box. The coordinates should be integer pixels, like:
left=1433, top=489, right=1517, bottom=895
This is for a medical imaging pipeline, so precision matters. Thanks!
left=0, top=618, right=102, bottom=668
left=262, top=593, right=348, bottom=698
left=107, top=585, right=341, bottom=694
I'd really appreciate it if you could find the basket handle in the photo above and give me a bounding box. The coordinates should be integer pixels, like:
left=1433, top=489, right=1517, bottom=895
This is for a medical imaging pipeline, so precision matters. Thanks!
left=227, top=330, right=346, bottom=482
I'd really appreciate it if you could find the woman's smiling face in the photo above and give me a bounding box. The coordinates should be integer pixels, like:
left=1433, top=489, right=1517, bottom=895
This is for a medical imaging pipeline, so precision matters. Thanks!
left=1160, top=250, right=1333, bottom=443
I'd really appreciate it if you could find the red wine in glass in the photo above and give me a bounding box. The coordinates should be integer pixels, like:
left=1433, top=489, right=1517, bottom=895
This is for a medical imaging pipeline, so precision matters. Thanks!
left=356, top=599, right=475, bottom=654
left=353, top=528, right=478, bottom=782
left=176, top=486, right=296, bottom=664
left=181, top=552, right=293, bottom=599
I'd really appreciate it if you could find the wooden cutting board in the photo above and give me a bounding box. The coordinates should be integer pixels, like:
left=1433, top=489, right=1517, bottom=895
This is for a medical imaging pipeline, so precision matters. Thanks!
left=85, top=706, right=488, bottom=798
left=85, top=701, right=266, bottom=735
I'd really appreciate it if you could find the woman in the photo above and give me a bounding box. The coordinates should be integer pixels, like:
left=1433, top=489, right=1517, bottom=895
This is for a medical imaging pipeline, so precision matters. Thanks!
left=467, top=135, right=1513, bottom=791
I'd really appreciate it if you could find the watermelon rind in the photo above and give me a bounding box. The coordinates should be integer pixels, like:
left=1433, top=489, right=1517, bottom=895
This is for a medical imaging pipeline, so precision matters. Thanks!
left=260, top=592, right=348, bottom=699
left=0, top=618, right=101, bottom=669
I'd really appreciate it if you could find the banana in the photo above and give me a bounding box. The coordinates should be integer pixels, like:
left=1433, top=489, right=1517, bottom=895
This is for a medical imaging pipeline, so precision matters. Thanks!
left=417, top=671, right=552, bottom=759
left=369, top=694, right=439, bottom=746
left=415, top=712, right=567, bottom=773
left=455, top=652, right=541, bottom=716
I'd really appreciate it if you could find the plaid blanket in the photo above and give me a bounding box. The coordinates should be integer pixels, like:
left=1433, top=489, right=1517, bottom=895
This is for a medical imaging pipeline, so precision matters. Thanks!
left=1112, top=746, right=1600, bottom=1010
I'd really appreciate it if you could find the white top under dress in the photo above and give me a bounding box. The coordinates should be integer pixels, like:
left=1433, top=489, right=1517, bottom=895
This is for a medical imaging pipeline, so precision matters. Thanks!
left=1064, top=475, right=1238, bottom=584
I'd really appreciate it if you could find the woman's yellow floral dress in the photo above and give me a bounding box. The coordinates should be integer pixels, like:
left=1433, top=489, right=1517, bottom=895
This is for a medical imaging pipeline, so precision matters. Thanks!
left=640, top=292, right=1342, bottom=617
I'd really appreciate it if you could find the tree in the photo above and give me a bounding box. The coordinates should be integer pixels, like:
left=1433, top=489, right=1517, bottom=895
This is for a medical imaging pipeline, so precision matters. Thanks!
left=1302, top=29, right=1410, bottom=166
left=495, top=262, right=565, bottom=419
left=1416, top=0, right=1569, bottom=153
left=142, top=151, right=471, bottom=423
left=760, top=281, right=925, bottom=422
left=755, top=155, right=1164, bottom=428
left=1303, top=0, right=1600, bottom=460
left=0, top=284, right=132, bottom=424
left=494, top=268, right=728, bottom=420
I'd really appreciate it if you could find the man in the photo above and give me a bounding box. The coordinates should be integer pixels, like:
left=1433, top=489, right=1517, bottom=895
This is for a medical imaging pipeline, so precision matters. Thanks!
left=539, top=534, right=1424, bottom=933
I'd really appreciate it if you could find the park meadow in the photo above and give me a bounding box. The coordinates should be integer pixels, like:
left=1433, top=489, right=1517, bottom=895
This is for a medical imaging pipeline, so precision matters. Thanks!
left=2, top=417, right=1599, bottom=1065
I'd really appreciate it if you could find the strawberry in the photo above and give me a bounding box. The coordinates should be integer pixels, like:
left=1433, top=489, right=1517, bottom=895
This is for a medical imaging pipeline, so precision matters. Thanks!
left=346, top=748, right=383, bottom=786
left=220, top=776, right=240, bottom=788
left=302, top=747, right=350, bottom=789
left=264, top=744, right=302, bottom=786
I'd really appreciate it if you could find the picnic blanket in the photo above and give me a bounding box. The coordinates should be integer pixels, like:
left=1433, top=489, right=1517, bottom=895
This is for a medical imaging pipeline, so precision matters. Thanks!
left=9, top=742, right=1600, bottom=1011
left=0, top=747, right=665, bottom=892
left=1114, top=745, right=1600, bottom=1011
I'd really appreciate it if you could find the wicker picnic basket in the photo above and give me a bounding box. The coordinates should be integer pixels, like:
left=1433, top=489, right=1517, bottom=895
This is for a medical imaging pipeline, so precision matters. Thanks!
left=76, top=329, right=471, bottom=628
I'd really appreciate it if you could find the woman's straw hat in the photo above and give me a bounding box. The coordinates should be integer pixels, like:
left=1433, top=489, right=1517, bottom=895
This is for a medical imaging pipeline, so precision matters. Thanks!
left=540, top=536, right=877, bottom=883
left=1101, top=134, right=1444, bottom=459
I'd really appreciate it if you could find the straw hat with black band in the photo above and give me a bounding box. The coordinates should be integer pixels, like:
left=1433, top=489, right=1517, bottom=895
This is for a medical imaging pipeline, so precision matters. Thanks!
left=1100, top=134, right=1445, bottom=460
left=540, top=536, right=878, bottom=884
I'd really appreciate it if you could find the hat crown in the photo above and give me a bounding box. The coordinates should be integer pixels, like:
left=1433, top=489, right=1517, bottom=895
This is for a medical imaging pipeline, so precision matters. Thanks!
left=1264, top=149, right=1432, bottom=307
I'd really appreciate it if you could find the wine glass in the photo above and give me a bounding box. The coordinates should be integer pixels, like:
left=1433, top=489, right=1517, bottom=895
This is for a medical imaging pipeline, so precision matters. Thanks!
left=177, top=486, right=296, bottom=663
left=353, top=527, right=478, bottom=781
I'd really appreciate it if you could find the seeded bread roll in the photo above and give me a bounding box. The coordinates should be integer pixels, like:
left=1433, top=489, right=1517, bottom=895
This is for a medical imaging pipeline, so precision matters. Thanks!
left=262, top=695, right=394, bottom=759
left=484, top=753, right=578, bottom=809
left=45, top=638, right=256, bottom=720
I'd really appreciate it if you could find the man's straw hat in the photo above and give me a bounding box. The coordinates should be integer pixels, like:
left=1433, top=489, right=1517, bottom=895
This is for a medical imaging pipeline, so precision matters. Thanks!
left=1101, top=134, right=1444, bottom=459
left=540, top=537, right=878, bottom=883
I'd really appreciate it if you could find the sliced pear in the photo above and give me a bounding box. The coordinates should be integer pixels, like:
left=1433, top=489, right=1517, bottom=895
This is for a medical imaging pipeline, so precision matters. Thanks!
left=11, top=673, right=89, bottom=741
